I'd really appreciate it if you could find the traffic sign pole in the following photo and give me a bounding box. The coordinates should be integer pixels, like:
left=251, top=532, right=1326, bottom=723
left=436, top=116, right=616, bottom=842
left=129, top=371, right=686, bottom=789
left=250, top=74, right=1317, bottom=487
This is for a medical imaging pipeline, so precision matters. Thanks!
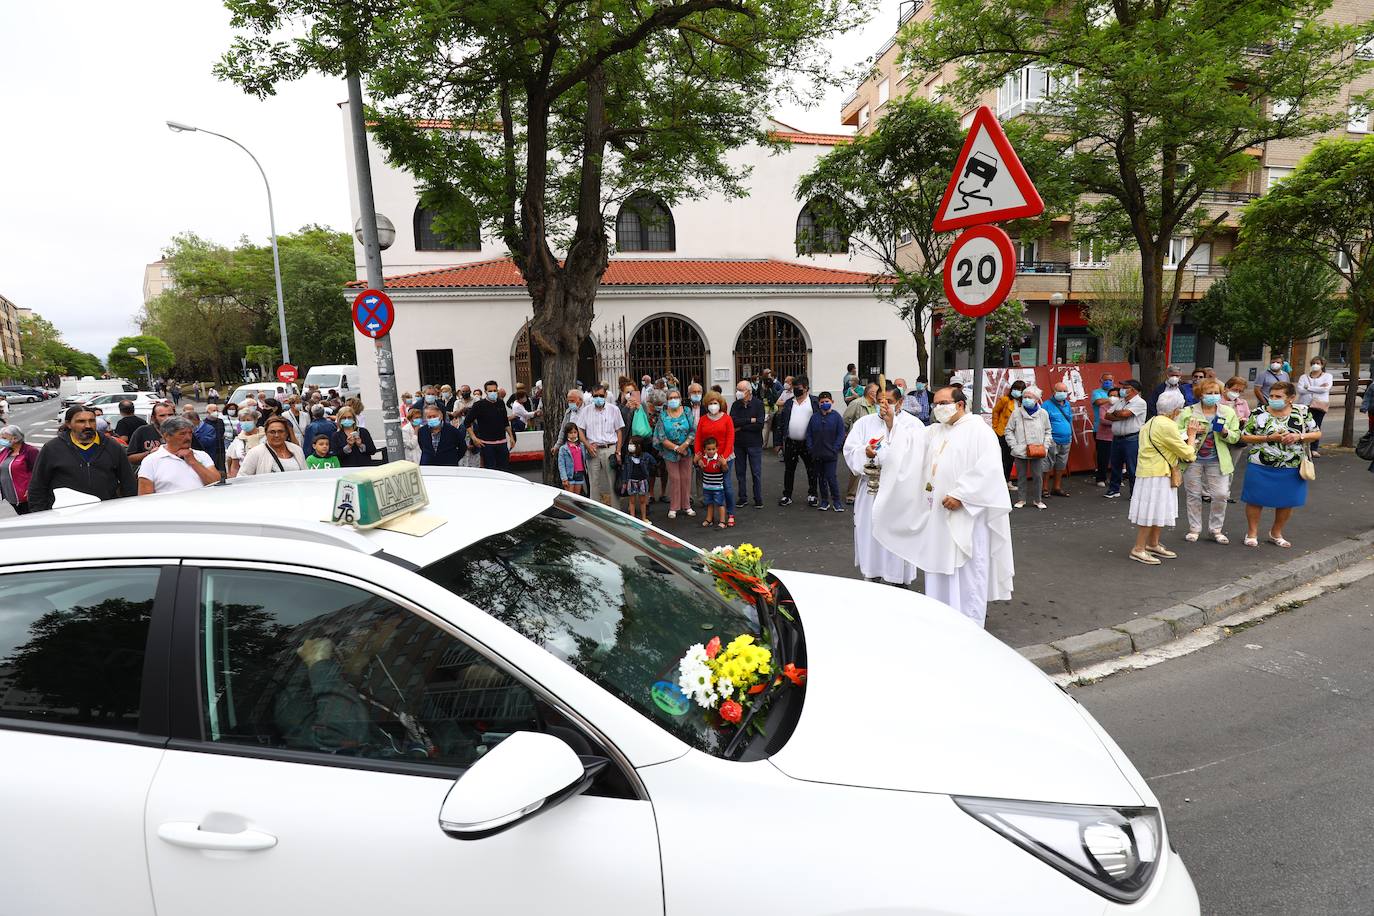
left=972, top=316, right=987, bottom=415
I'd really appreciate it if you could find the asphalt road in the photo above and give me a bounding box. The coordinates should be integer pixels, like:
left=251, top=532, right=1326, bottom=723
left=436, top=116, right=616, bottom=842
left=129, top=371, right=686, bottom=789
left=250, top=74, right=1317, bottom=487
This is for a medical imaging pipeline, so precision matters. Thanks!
left=7, top=398, right=67, bottom=446
left=1073, top=576, right=1374, bottom=915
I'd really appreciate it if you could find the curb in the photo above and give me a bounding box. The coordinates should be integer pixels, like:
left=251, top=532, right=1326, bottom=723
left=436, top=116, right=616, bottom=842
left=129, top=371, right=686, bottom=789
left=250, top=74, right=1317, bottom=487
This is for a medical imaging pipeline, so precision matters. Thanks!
left=1018, top=528, right=1374, bottom=675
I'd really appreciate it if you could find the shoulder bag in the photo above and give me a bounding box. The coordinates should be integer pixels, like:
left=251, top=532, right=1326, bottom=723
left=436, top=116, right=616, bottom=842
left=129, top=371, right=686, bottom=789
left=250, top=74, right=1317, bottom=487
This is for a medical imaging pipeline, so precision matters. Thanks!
left=1356, top=429, right=1374, bottom=462
left=1145, top=418, right=1183, bottom=488
left=1291, top=406, right=1316, bottom=481
left=1022, top=414, right=1047, bottom=460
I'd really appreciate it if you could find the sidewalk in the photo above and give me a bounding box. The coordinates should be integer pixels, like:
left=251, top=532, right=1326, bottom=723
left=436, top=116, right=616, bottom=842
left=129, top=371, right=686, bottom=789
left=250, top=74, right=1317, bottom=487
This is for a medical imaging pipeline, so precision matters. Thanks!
left=517, top=446, right=1374, bottom=650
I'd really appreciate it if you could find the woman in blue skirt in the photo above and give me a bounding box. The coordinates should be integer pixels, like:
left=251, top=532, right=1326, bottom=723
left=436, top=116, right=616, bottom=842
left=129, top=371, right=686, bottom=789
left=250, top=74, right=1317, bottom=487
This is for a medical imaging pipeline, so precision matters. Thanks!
left=1238, top=381, right=1319, bottom=548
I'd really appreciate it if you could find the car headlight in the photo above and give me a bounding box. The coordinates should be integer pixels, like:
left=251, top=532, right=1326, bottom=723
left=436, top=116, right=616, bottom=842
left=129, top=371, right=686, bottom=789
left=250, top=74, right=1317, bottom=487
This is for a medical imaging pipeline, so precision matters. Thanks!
left=954, top=796, right=1161, bottom=903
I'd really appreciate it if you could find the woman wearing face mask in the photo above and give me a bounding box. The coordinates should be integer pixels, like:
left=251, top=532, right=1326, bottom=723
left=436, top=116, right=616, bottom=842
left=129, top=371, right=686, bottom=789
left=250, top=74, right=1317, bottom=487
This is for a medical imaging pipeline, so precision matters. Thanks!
left=1239, top=381, right=1319, bottom=548
left=329, top=406, right=379, bottom=467
left=418, top=404, right=464, bottom=466
left=1223, top=376, right=1251, bottom=422
left=1003, top=386, right=1054, bottom=510
left=225, top=408, right=263, bottom=478
left=653, top=388, right=696, bottom=519
left=402, top=406, right=423, bottom=463
left=1127, top=390, right=1201, bottom=565
left=693, top=390, right=736, bottom=527
left=1175, top=378, right=1242, bottom=544
left=991, top=379, right=1027, bottom=491
left=0, top=426, right=40, bottom=514
left=1253, top=357, right=1289, bottom=404
left=1295, top=357, right=1332, bottom=456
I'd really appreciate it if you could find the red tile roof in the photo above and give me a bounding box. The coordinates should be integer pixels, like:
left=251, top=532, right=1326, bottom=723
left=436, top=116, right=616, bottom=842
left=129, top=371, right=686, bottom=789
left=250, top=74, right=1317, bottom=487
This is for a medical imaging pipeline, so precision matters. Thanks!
left=769, top=130, right=852, bottom=146
left=350, top=257, right=892, bottom=289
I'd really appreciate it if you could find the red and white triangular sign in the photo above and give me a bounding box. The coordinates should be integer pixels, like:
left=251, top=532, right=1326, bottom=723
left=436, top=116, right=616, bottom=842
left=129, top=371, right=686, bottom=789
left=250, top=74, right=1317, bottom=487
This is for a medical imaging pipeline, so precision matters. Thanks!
left=933, top=106, right=1045, bottom=232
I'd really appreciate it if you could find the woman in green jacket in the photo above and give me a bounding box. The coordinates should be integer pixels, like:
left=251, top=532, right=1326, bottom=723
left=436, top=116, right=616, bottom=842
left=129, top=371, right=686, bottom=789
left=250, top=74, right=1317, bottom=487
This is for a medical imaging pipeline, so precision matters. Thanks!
left=1176, top=377, right=1243, bottom=544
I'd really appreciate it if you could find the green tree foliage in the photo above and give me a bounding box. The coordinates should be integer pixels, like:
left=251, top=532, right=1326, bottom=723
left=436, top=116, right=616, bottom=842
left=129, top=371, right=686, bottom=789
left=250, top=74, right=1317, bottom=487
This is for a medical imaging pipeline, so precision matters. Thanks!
left=217, top=0, right=868, bottom=483
left=1239, top=137, right=1374, bottom=446
left=1193, top=252, right=1339, bottom=376
left=796, top=97, right=1069, bottom=379
left=108, top=335, right=175, bottom=381
left=939, top=299, right=1033, bottom=362
left=1080, top=263, right=1163, bottom=360
left=142, top=226, right=355, bottom=383
left=17, top=313, right=103, bottom=382
left=904, top=0, right=1374, bottom=391
left=245, top=345, right=281, bottom=378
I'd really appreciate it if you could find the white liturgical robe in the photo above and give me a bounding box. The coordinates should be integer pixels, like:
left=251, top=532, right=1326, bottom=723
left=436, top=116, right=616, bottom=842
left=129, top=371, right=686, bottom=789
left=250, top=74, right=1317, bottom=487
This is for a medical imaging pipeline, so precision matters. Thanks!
left=872, top=412, right=1014, bottom=626
left=843, top=411, right=922, bottom=584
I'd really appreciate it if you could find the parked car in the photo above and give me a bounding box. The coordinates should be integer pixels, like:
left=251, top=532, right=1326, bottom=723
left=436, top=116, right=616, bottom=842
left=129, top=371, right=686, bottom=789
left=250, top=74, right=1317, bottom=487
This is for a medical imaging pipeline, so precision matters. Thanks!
left=56, top=392, right=164, bottom=421
left=0, top=388, right=40, bottom=403
left=0, top=467, right=1198, bottom=916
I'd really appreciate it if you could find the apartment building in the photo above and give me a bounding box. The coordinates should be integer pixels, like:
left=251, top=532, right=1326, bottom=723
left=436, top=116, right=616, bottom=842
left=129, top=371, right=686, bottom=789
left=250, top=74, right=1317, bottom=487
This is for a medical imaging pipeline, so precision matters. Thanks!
left=143, top=259, right=174, bottom=303
left=0, top=293, right=24, bottom=367
left=840, top=0, right=1374, bottom=381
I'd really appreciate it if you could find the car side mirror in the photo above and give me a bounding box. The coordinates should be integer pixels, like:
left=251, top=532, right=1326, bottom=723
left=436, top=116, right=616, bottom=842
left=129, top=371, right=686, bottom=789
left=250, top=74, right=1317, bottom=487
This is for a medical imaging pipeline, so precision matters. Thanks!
left=438, top=731, right=607, bottom=840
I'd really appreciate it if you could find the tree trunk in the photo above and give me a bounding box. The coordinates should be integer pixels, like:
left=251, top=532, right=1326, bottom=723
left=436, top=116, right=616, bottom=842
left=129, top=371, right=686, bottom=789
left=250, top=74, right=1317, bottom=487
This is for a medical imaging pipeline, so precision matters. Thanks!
left=533, top=279, right=598, bottom=486
left=1137, top=253, right=1166, bottom=391
left=1340, top=311, right=1368, bottom=448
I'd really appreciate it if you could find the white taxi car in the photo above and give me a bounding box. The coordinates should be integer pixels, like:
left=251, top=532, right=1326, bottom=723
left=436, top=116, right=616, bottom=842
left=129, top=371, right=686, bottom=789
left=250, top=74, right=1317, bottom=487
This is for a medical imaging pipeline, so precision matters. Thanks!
left=0, top=466, right=1198, bottom=915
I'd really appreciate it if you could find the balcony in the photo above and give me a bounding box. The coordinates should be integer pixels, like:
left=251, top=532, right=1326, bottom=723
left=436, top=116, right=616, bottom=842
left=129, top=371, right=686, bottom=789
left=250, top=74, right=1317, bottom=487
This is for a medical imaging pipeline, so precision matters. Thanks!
left=1183, top=264, right=1229, bottom=276
left=1016, top=260, right=1071, bottom=274
left=1199, top=190, right=1259, bottom=205
left=898, top=0, right=924, bottom=25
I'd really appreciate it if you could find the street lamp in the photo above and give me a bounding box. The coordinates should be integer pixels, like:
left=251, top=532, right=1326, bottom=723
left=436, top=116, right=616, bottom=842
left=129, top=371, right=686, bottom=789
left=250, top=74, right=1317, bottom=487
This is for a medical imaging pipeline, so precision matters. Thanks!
left=354, top=214, right=396, bottom=251
left=167, top=120, right=291, bottom=365
left=1048, top=291, right=1066, bottom=365
left=127, top=346, right=153, bottom=391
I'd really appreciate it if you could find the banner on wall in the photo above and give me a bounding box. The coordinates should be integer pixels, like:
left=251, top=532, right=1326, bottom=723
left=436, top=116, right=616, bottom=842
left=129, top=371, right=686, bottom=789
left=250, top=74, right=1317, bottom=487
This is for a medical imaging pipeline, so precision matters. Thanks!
left=949, top=362, right=1132, bottom=474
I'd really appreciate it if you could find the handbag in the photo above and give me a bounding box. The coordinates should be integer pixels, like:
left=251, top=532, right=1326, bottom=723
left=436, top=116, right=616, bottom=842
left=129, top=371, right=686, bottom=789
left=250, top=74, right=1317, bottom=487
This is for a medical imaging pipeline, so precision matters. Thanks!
left=1299, top=442, right=1316, bottom=481
left=1025, top=443, right=1047, bottom=460
left=1357, top=429, right=1374, bottom=461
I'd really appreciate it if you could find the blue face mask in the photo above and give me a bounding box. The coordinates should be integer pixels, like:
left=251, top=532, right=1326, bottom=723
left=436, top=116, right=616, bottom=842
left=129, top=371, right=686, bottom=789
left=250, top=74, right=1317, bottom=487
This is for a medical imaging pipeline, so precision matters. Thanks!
left=410, top=417, right=423, bottom=427
left=0, top=439, right=10, bottom=449
left=425, top=395, right=436, bottom=404
left=240, top=421, right=256, bottom=433
left=1101, top=380, right=1114, bottom=391
left=593, top=395, right=606, bottom=407
left=819, top=401, right=833, bottom=411
left=1268, top=397, right=1287, bottom=410
left=486, top=391, right=499, bottom=401
left=341, top=419, right=355, bottom=428
left=427, top=417, right=443, bottom=428
left=1053, top=392, right=1068, bottom=402
left=1010, top=390, right=1024, bottom=400
left=1202, top=394, right=1221, bottom=406
left=690, top=393, right=702, bottom=403
left=913, top=383, right=926, bottom=392
left=667, top=398, right=681, bottom=410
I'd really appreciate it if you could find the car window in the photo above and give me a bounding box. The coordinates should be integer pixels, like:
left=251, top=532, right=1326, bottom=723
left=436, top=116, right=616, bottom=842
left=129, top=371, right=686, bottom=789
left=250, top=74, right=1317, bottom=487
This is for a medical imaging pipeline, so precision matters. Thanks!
left=418, top=497, right=762, bottom=756
left=0, top=568, right=160, bottom=729
left=200, top=568, right=540, bottom=770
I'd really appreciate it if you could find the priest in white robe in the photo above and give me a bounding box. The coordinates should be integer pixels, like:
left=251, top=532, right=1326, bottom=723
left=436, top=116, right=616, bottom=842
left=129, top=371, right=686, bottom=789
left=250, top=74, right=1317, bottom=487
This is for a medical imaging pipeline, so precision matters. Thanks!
left=873, top=386, right=1014, bottom=627
left=843, top=388, right=922, bottom=585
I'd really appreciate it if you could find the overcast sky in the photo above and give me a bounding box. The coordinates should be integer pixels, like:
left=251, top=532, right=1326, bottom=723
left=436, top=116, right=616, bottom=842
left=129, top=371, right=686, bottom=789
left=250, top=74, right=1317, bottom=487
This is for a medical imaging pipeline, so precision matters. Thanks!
left=0, top=0, right=899, bottom=361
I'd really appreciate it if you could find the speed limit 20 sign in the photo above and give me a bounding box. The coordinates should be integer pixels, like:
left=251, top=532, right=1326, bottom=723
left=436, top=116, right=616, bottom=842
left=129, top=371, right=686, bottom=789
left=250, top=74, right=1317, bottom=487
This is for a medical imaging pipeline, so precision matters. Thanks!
left=942, top=225, right=1016, bottom=318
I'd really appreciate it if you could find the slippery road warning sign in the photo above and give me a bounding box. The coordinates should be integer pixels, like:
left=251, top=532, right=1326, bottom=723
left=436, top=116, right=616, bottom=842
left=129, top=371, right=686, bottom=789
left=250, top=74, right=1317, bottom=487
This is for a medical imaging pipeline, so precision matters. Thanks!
left=933, top=106, right=1045, bottom=233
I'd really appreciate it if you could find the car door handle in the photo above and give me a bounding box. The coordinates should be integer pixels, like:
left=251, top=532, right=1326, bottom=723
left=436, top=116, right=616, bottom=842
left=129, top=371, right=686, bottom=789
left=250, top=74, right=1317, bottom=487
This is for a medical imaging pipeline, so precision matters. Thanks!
left=157, top=821, right=278, bottom=852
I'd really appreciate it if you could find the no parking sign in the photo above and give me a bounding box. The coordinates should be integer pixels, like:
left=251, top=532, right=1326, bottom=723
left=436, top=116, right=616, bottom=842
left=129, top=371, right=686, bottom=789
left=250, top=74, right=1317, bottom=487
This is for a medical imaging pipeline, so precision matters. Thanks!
left=352, top=289, right=395, bottom=339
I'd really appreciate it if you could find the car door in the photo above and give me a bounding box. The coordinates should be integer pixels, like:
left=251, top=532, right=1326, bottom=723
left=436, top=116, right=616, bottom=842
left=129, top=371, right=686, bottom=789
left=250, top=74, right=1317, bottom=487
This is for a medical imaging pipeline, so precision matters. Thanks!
left=144, top=563, right=663, bottom=916
left=0, top=562, right=177, bottom=916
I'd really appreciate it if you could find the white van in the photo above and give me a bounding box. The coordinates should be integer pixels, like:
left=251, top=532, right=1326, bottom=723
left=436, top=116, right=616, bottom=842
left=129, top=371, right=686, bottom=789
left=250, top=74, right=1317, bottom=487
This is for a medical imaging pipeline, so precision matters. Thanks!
left=302, top=364, right=360, bottom=400
left=58, top=377, right=136, bottom=406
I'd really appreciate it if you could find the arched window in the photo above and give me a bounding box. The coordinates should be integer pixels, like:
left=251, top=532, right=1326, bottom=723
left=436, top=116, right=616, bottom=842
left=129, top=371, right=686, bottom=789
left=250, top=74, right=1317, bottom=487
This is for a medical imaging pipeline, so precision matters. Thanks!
left=795, top=199, right=848, bottom=255
left=615, top=193, right=675, bottom=252
left=512, top=321, right=597, bottom=393
left=628, top=316, right=706, bottom=385
left=414, top=204, right=481, bottom=252
left=734, top=313, right=809, bottom=383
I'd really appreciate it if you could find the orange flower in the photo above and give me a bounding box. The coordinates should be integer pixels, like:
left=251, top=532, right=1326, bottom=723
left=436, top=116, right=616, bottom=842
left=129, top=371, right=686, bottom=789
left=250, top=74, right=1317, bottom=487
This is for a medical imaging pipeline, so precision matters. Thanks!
left=783, top=663, right=807, bottom=686
left=719, top=700, right=743, bottom=723
left=747, top=683, right=766, bottom=695
left=705, top=636, right=721, bottom=659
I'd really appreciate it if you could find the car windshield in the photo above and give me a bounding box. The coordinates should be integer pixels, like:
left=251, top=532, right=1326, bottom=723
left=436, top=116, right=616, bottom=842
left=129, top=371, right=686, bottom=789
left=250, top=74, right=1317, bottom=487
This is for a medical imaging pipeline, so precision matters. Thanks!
left=418, top=496, right=770, bottom=756
left=307, top=374, right=342, bottom=389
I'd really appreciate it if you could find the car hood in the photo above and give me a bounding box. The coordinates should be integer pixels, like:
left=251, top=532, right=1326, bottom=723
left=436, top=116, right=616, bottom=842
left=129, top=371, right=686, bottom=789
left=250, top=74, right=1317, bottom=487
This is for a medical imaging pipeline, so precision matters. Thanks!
left=768, top=570, right=1144, bottom=806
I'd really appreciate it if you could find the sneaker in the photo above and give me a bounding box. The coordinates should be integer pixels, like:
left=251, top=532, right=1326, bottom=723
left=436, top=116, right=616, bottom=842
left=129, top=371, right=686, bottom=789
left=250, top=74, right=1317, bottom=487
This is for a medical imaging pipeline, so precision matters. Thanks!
left=832, top=503, right=845, bottom=513
left=806, top=495, right=818, bottom=506
left=1104, top=491, right=1121, bottom=499
left=778, top=497, right=793, bottom=506
left=1202, top=495, right=1212, bottom=503
left=685, top=508, right=696, bottom=517
left=753, top=500, right=763, bottom=509
left=667, top=510, right=677, bottom=520
left=1013, top=500, right=1026, bottom=509
left=1007, top=482, right=1018, bottom=491
left=1095, top=481, right=1107, bottom=488
left=818, top=503, right=831, bottom=512
left=1034, top=501, right=1047, bottom=510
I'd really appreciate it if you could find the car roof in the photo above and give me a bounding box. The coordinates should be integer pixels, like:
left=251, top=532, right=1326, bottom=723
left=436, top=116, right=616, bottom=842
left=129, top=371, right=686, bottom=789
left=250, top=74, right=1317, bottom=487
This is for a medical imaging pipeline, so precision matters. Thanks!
left=0, top=467, right=554, bottom=567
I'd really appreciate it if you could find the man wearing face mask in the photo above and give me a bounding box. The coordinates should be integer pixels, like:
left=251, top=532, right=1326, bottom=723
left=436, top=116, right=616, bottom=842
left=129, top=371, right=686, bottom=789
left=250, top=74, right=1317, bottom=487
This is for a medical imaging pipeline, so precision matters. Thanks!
left=417, top=404, right=463, bottom=466
left=901, top=376, right=931, bottom=424
left=1090, top=372, right=1117, bottom=487
left=577, top=383, right=625, bottom=506
left=774, top=376, right=820, bottom=507
left=1043, top=381, right=1075, bottom=498
left=466, top=380, right=515, bottom=472
left=27, top=406, right=138, bottom=512
left=1102, top=379, right=1147, bottom=498
left=874, top=387, right=1014, bottom=626
left=1253, top=354, right=1290, bottom=404
left=730, top=381, right=766, bottom=508
left=805, top=392, right=847, bottom=511
left=1147, top=365, right=1194, bottom=418
left=843, top=387, right=921, bottom=585
left=194, top=406, right=228, bottom=473
left=303, top=404, right=337, bottom=451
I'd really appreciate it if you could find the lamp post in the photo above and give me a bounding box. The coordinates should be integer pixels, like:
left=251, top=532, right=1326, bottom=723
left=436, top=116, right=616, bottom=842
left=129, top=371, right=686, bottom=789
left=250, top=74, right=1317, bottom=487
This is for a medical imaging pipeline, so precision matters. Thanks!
left=1048, top=291, right=1065, bottom=366
left=166, top=120, right=290, bottom=365
left=127, top=346, right=153, bottom=391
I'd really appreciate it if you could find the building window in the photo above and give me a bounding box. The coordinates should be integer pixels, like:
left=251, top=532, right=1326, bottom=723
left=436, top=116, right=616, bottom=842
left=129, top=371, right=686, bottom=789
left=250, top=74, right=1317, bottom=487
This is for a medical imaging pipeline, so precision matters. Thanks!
left=1358, top=38, right=1374, bottom=61
left=1014, top=239, right=1038, bottom=266
left=417, top=348, right=455, bottom=388
left=615, top=192, right=675, bottom=252
left=1266, top=166, right=1294, bottom=189
left=796, top=199, right=849, bottom=254
left=1337, top=247, right=1353, bottom=272
left=996, top=65, right=1067, bottom=118
left=927, top=77, right=943, bottom=101
left=877, top=78, right=890, bottom=106
left=1076, top=239, right=1108, bottom=267
left=1164, top=237, right=1189, bottom=268
left=859, top=105, right=870, bottom=127
left=414, top=205, right=481, bottom=252
left=1350, top=104, right=1370, bottom=133
left=857, top=340, right=886, bottom=380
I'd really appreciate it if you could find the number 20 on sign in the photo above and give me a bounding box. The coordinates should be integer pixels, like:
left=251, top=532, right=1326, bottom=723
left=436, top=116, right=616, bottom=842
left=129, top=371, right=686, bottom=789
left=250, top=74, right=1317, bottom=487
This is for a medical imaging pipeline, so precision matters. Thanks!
left=942, top=224, right=1017, bottom=319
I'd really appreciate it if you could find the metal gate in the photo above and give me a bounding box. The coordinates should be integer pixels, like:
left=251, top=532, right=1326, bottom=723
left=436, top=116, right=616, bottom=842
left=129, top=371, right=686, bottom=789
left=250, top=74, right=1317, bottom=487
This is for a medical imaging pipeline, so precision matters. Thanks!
left=734, top=313, right=809, bottom=383
left=627, top=316, right=706, bottom=386
left=512, top=319, right=599, bottom=390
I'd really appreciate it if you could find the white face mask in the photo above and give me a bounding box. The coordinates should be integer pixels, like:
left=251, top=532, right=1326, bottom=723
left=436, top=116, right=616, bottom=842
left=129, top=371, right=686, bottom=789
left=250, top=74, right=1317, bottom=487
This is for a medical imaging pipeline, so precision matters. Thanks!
left=1270, top=362, right=1283, bottom=371
left=1225, top=390, right=1240, bottom=400
left=1166, top=376, right=1180, bottom=386
left=707, top=404, right=721, bottom=415
left=1310, top=364, right=1322, bottom=373
left=932, top=403, right=959, bottom=425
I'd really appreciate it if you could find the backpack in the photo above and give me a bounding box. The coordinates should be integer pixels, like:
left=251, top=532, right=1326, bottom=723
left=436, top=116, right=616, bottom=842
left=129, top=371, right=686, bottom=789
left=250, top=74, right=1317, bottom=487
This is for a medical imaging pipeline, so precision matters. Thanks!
left=1356, top=429, right=1374, bottom=461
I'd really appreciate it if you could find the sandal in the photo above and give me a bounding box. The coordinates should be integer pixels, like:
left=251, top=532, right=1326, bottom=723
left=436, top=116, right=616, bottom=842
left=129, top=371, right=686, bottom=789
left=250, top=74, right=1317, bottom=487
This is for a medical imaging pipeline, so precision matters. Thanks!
left=1212, top=532, right=1229, bottom=545
left=1267, top=533, right=1292, bottom=548
left=717, top=522, right=726, bottom=530
left=1184, top=530, right=1200, bottom=542
left=1051, top=489, right=1070, bottom=498
left=727, top=516, right=735, bottom=528
left=1244, top=536, right=1259, bottom=547
left=702, top=519, right=712, bottom=528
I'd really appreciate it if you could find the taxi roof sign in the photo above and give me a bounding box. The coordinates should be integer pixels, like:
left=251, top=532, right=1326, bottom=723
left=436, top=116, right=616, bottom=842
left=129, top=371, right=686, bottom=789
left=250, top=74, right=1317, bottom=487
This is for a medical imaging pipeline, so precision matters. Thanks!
left=330, top=461, right=432, bottom=531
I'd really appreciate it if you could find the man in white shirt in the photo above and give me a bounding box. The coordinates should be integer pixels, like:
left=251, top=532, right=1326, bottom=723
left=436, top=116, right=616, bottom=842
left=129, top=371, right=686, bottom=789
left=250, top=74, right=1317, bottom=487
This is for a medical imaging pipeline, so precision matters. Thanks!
left=776, top=376, right=818, bottom=506
left=136, top=416, right=221, bottom=495
left=577, top=383, right=625, bottom=507
left=1103, top=378, right=1147, bottom=498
